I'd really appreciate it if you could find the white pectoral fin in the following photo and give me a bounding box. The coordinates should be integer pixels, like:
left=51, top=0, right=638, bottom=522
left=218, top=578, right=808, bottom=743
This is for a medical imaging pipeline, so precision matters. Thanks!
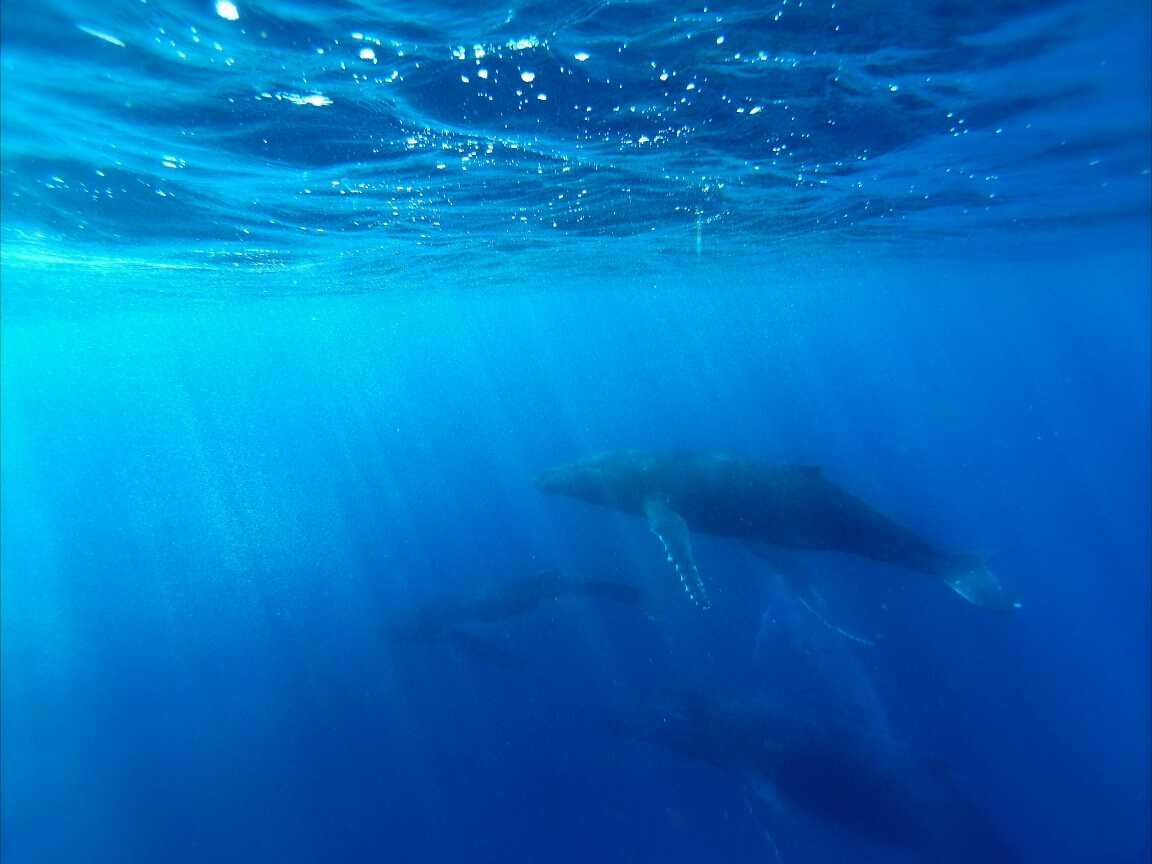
left=643, top=496, right=710, bottom=609
left=941, top=554, right=1021, bottom=612
left=740, top=770, right=793, bottom=862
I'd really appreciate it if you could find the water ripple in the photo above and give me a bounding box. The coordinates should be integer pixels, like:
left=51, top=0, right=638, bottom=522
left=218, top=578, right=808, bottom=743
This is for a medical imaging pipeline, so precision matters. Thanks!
left=1, top=0, right=1147, bottom=266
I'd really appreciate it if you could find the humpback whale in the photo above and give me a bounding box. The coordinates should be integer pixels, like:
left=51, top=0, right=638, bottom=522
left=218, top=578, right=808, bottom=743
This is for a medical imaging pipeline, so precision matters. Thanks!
left=384, top=569, right=646, bottom=663
left=605, top=689, right=1021, bottom=864
left=535, top=450, right=1016, bottom=611
left=603, top=579, right=1020, bottom=861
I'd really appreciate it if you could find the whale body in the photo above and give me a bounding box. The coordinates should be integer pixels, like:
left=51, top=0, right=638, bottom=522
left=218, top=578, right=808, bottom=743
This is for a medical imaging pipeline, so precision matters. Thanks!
left=535, top=450, right=1015, bottom=611
left=384, top=569, right=647, bottom=663
left=606, top=689, right=1021, bottom=863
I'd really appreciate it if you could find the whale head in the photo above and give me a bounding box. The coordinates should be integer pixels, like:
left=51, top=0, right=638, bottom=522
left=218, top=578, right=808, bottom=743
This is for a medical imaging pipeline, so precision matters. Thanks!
left=534, top=450, right=649, bottom=510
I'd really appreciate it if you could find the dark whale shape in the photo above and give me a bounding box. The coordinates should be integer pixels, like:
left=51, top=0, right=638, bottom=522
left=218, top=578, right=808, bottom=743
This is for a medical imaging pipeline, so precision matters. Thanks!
left=606, top=689, right=1021, bottom=864
left=385, top=569, right=646, bottom=663
left=535, top=450, right=1016, bottom=611
left=441, top=629, right=525, bottom=666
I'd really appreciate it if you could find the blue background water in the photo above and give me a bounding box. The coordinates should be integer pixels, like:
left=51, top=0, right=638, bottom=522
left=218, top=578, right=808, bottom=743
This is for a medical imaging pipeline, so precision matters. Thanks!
left=1, top=1, right=1149, bottom=862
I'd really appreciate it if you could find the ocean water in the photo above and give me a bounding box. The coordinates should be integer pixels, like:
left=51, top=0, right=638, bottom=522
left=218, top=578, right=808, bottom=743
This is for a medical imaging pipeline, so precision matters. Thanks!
left=1, top=0, right=1149, bottom=862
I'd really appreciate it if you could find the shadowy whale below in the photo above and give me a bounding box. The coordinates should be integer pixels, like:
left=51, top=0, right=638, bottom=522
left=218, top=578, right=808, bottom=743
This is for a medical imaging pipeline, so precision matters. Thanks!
left=606, top=688, right=1021, bottom=864
left=536, top=450, right=1017, bottom=611
left=384, top=568, right=646, bottom=664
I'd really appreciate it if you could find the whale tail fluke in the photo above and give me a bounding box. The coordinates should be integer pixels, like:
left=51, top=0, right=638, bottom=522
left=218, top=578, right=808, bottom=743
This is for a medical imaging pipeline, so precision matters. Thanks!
left=939, top=552, right=1021, bottom=612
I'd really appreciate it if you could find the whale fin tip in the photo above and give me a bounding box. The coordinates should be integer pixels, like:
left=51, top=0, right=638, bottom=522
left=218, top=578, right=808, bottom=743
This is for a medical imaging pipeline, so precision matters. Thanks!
left=941, top=559, right=1019, bottom=612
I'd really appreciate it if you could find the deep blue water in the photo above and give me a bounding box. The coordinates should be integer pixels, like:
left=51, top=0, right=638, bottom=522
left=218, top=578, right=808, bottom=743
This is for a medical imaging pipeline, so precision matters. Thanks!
left=1, top=1, right=1149, bottom=862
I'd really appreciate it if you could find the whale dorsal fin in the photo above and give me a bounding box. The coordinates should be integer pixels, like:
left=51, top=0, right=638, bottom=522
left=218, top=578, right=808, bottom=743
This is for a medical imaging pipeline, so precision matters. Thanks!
left=643, top=496, right=710, bottom=609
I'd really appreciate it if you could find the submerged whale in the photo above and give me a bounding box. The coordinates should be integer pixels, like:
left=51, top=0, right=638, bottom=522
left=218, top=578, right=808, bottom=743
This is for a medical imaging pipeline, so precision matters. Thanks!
left=606, top=689, right=1021, bottom=864
left=385, top=568, right=646, bottom=663
left=603, top=579, right=1020, bottom=861
left=535, top=450, right=1016, bottom=611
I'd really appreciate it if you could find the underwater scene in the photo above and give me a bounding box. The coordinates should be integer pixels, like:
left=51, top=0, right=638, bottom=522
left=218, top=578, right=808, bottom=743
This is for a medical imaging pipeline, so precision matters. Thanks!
left=1, top=0, right=1149, bottom=861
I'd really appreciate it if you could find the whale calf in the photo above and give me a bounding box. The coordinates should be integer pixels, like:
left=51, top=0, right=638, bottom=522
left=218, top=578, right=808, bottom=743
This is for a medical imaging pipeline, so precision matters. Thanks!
left=535, top=450, right=1016, bottom=611
left=384, top=568, right=647, bottom=663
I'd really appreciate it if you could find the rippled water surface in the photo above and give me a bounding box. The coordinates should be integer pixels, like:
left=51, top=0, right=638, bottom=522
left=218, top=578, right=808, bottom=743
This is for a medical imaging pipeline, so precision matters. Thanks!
left=3, top=0, right=1148, bottom=261
left=1, top=1, right=1149, bottom=863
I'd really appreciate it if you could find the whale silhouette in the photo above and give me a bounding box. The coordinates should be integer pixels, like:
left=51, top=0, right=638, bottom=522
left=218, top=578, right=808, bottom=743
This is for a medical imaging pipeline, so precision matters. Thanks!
left=536, top=450, right=1017, bottom=611
left=606, top=687, right=1021, bottom=863
left=384, top=568, right=647, bottom=663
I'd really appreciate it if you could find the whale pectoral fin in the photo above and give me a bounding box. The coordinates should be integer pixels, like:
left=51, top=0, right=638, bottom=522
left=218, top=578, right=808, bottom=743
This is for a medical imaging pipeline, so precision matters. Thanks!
left=941, top=555, right=1021, bottom=612
left=740, top=770, right=794, bottom=862
left=643, top=496, right=710, bottom=609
